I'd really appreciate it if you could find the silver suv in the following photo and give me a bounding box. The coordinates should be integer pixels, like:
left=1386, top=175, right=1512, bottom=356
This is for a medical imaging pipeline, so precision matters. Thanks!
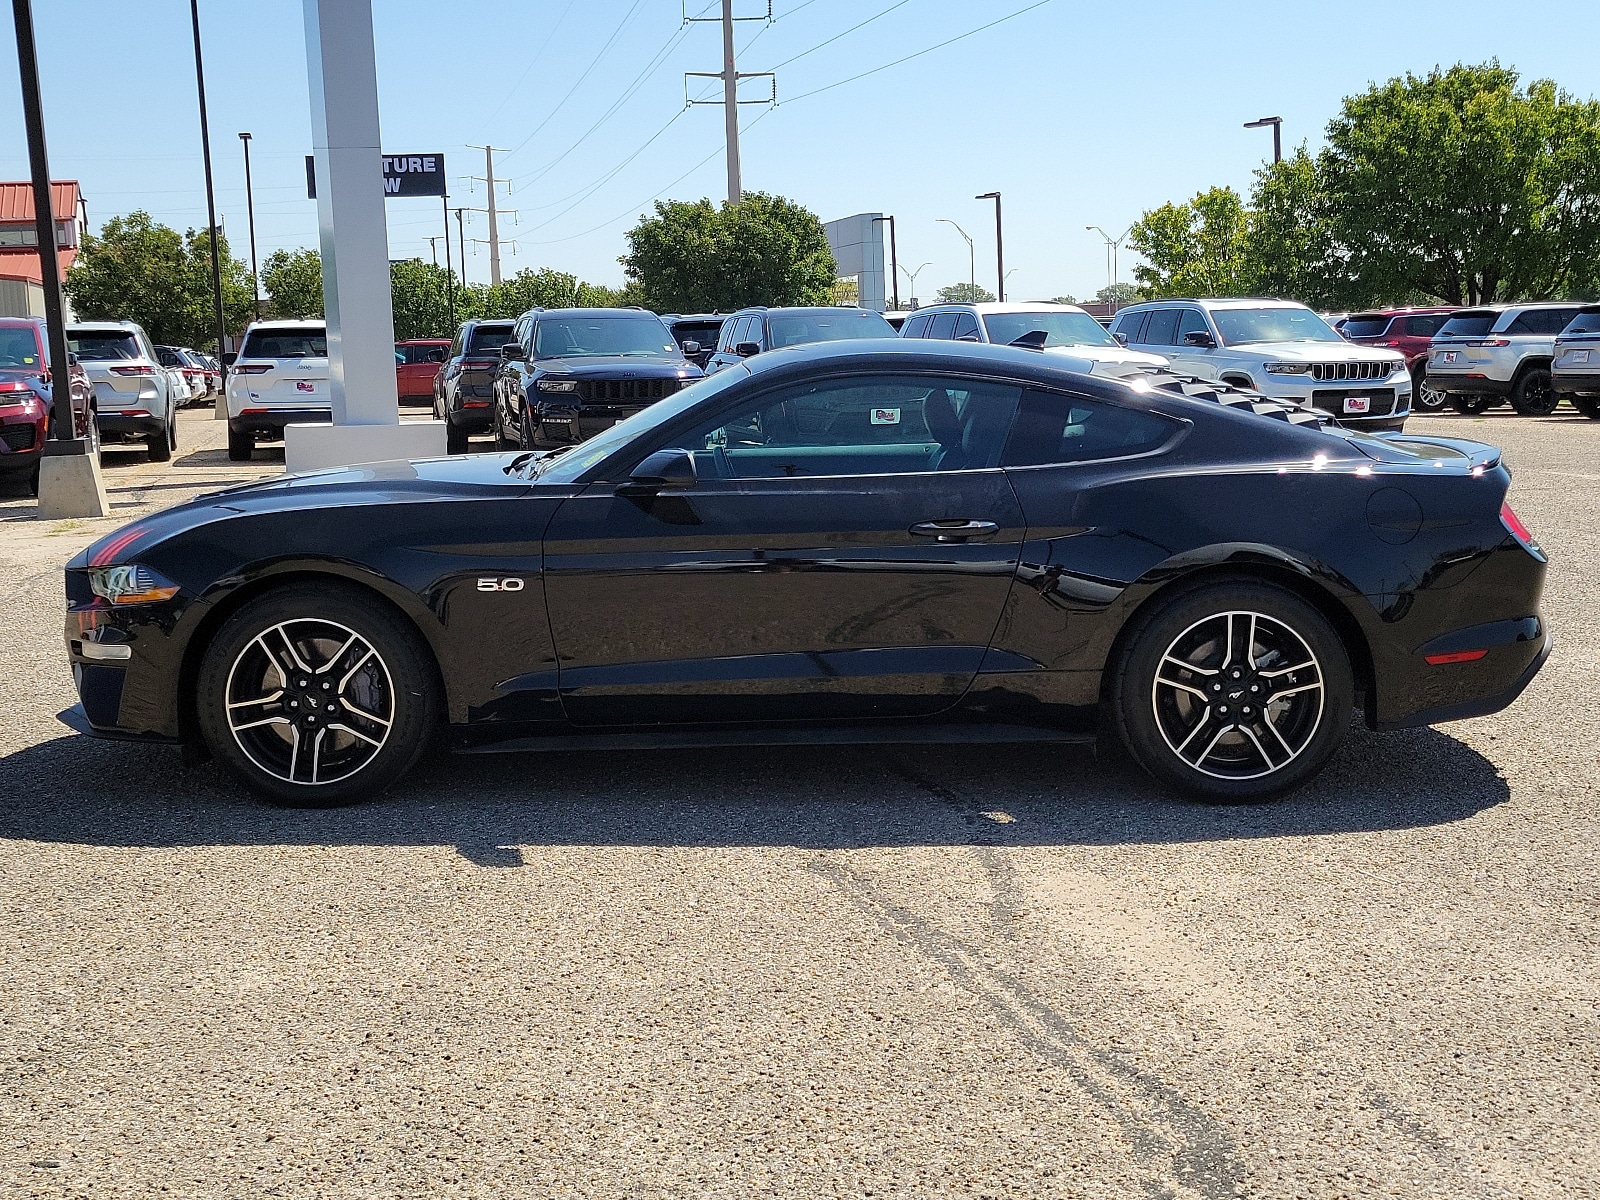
left=1424, top=303, right=1584, bottom=416
left=899, top=301, right=1168, bottom=377
left=1552, top=304, right=1600, bottom=420
left=66, top=320, right=179, bottom=462
left=1111, top=298, right=1410, bottom=432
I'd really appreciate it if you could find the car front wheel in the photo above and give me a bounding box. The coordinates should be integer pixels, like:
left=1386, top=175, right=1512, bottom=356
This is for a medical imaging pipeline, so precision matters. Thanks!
left=196, top=581, right=440, bottom=807
left=1413, top=367, right=1449, bottom=412
left=1111, top=581, right=1354, bottom=803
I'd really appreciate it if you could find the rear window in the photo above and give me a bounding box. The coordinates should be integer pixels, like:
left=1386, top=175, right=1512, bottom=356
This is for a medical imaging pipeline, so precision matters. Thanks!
left=242, top=327, right=327, bottom=359
left=467, top=324, right=515, bottom=353
left=766, top=309, right=896, bottom=348
left=68, top=332, right=142, bottom=361
left=1437, top=312, right=1497, bottom=338
left=1341, top=316, right=1391, bottom=339
left=0, top=327, right=41, bottom=367
left=1563, top=309, right=1600, bottom=336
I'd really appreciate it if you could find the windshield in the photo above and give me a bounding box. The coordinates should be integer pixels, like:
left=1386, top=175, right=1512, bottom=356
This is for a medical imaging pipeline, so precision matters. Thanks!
left=767, top=310, right=895, bottom=348
left=534, top=316, right=678, bottom=359
left=1560, top=309, right=1600, bottom=336
left=982, top=310, right=1117, bottom=348
left=467, top=325, right=515, bottom=353
left=242, top=327, right=327, bottom=358
left=0, top=328, right=41, bottom=367
left=68, top=332, right=141, bottom=361
left=531, top=366, right=751, bottom=484
left=1210, top=307, right=1344, bottom=346
left=1341, top=316, right=1391, bottom=339
left=1437, top=312, right=1497, bottom=338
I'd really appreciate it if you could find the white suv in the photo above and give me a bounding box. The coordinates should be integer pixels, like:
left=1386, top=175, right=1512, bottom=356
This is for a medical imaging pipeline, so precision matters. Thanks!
left=1111, top=298, right=1411, bottom=432
left=900, top=301, right=1169, bottom=377
left=1424, top=302, right=1585, bottom=416
left=225, top=320, right=329, bottom=461
left=66, top=320, right=179, bottom=462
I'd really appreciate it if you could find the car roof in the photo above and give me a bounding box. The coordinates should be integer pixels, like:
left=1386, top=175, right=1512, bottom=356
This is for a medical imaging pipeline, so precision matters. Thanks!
left=531, top=307, right=661, bottom=320
left=66, top=320, right=141, bottom=331
left=739, top=334, right=1111, bottom=384
left=244, top=319, right=326, bottom=330
left=396, top=337, right=451, bottom=344
left=913, top=301, right=1094, bottom=316
left=1347, top=306, right=1458, bottom=319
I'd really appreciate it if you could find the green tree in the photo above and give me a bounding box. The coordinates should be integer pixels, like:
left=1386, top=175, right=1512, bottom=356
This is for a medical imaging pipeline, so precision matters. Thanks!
left=1094, top=283, right=1139, bottom=307
left=389, top=259, right=460, bottom=339
left=1051, top=293, right=1078, bottom=305
left=935, top=282, right=996, bottom=304
left=1241, top=148, right=1354, bottom=309
left=65, top=210, right=253, bottom=346
left=620, top=192, right=836, bottom=312
left=1322, top=62, right=1600, bottom=304
left=1127, top=187, right=1250, bottom=298
left=262, top=248, right=324, bottom=319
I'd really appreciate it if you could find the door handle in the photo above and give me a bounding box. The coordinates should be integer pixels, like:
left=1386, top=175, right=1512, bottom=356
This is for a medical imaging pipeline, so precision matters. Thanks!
left=910, top=519, right=1000, bottom=543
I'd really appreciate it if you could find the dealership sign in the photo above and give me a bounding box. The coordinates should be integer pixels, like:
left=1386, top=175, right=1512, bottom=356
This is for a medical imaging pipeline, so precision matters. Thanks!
left=305, top=152, right=447, bottom=199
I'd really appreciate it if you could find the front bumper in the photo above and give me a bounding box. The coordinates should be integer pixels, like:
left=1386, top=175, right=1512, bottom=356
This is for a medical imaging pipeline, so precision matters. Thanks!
left=1256, top=374, right=1411, bottom=428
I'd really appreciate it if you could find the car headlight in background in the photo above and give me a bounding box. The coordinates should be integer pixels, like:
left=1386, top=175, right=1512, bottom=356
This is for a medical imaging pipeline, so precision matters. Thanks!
left=537, top=379, right=579, bottom=393
left=87, top=564, right=180, bottom=605
left=1263, top=363, right=1311, bottom=375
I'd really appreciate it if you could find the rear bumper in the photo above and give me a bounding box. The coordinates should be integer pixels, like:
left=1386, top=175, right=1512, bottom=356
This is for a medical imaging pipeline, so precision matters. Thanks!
left=98, top=411, right=165, bottom=438
left=1379, top=622, right=1552, bottom=730
left=1425, top=372, right=1514, bottom=396
left=230, top=408, right=332, bottom=437
left=1552, top=368, right=1600, bottom=396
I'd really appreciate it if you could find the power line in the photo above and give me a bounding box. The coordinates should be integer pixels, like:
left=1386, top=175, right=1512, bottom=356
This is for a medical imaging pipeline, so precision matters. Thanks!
left=474, top=0, right=579, bottom=137
left=768, top=0, right=917, bottom=70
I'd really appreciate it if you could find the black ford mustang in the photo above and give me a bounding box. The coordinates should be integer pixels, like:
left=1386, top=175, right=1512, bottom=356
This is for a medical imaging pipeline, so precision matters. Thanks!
left=61, top=341, right=1550, bottom=806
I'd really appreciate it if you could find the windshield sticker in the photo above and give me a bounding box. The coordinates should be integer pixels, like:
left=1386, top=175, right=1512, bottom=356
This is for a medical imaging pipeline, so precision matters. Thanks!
left=871, top=407, right=901, bottom=425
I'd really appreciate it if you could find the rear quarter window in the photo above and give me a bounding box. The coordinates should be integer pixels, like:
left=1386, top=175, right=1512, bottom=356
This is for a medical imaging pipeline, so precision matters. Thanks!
left=1562, top=309, right=1600, bottom=336
left=1003, top=391, right=1179, bottom=466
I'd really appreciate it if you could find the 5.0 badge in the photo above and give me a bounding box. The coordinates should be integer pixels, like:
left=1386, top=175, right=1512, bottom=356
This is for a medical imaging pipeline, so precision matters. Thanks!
left=476, top=577, right=525, bottom=592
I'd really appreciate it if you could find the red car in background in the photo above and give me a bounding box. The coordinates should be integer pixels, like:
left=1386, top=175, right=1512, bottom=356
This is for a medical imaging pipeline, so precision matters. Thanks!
left=0, top=316, right=96, bottom=492
left=1341, top=306, right=1457, bottom=412
left=395, top=338, right=452, bottom=405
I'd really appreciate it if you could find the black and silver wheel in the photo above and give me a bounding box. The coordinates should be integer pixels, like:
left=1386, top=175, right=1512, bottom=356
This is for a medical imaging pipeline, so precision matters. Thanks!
left=492, top=397, right=511, bottom=450
left=197, top=582, right=439, bottom=806
left=1510, top=367, right=1558, bottom=416
left=1112, top=581, right=1354, bottom=802
left=518, top=402, right=534, bottom=451
left=1413, top=367, right=1448, bottom=412
left=1450, top=394, right=1493, bottom=416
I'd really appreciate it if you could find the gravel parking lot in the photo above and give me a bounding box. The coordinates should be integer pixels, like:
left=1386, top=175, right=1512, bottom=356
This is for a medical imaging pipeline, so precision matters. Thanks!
left=1, top=405, right=1596, bottom=1199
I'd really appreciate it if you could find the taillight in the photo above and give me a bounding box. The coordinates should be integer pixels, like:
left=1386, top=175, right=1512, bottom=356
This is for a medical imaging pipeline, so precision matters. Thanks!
left=110, top=365, right=155, bottom=376
left=1467, top=339, right=1511, bottom=348
left=231, top=364, right=273, bottom=375
left=1501, top=501, right=1543, bottom=558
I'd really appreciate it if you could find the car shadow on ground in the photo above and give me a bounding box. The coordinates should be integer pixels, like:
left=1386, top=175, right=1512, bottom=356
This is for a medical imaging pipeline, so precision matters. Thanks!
left=0, top=722, right=1510, bottom=864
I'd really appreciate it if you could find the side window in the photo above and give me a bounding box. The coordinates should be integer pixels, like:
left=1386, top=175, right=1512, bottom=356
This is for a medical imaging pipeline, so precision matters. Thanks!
left=1143, top=308, right=1181, bottom=346
left=728, top=317, right=754, bottom=348
left=901, top=313, right=931, bottom=338
left=927, top=312, right=959, bottom=340
left=450, top=327, right=465, bottom=357
left=1002, top=390, right=1180, bottom=467
left=1533, top=309, right=1578, bottom=336
left=666, top=375, right=1022, bottom=478
left=1116, top=310, right=1149, bottom=344
left=952, top=312, right=981, bottom=341
left=1405, top=314, right=1447, bottom=338
left=1176, top=309, right=1210, bottom=342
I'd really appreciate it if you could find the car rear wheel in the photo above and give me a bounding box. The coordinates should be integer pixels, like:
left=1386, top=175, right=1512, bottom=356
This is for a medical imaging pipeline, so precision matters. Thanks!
left=1450, top=394, right=1494, bottom=415
left=196, top=581, right=440, bottom=807
left=1111, top=581, right=1354, bottom=803
left=147, top=412, right=173, bottom=462
left=446, top=419, right=468, bottom=455
left=1510, top=367, right=1558, bottom=416
left=227, top=427, right=253, bottom=461
left=1412, top=366, right=1448, bottom=412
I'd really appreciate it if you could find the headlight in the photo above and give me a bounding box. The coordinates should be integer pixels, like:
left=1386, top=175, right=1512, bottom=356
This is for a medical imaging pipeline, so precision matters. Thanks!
left=1263, top=362, right=1310, bottom=375
left=87, top=563, right=180, bottom=605
left=537, top=379, right=578, bottom=393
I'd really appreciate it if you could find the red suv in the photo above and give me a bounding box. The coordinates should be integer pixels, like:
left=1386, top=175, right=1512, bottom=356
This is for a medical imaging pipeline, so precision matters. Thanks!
left=1341, top=307, right=1457, bottom=412
left=395, top=338, right=452, bottom=404
left=0, top=317, right=95, bottom=493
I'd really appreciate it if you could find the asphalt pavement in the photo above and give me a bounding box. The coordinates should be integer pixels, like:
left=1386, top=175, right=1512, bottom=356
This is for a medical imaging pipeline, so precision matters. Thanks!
left=0, top=404, right=1596, bottom=1198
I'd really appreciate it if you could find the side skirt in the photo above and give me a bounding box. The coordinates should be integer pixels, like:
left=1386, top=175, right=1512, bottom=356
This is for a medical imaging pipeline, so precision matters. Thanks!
left=455, top=723, right=1096, bottom=756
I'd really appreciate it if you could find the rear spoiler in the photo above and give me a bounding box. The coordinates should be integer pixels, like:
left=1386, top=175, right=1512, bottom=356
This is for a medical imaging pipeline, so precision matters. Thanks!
left=1373, top=431, right=1502, bottom=471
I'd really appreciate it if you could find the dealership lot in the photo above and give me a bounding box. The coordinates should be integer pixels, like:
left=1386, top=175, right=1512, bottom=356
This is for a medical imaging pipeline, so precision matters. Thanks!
left=1, top=407, right=1597, bottom=1196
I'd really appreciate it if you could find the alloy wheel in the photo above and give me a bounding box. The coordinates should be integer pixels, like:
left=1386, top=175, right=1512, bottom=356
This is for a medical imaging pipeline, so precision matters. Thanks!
left=224, top=618, right=395, bottom=787
left=1415, top=378, right=1449, bottom=411
left=1150, top=610, right=1324, bottom=781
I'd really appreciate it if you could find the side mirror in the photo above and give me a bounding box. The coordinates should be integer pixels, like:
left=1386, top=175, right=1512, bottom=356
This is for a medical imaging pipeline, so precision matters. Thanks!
left=1112, top=331, right=1128, bottom=347
left=735, top=341, right=761, bottom=358
left=500, top=342, right=524, bottom=361
left=682, top=339, right=700, bottom=357
left=617, top=448, right=697, bottom=496
left=222, top=352, right=237, bottom=366
left=955, top=332, right=981, bottom=343
left=1183, top=330, right=1216, bottom=348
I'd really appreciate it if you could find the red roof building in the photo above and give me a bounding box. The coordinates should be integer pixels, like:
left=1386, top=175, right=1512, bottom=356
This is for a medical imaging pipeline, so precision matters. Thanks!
left=0, top=181, right=83, bottom=317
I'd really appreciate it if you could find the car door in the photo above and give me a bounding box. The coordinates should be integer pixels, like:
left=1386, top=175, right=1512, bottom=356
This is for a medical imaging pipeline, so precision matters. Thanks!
left=541, top=371, right=1028, bottom=725
left=1174, top=307, right=1220, bottom=376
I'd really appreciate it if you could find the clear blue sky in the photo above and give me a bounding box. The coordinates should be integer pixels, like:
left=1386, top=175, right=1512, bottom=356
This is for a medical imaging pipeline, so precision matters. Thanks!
left=2, top=0, right=1594, bottom=305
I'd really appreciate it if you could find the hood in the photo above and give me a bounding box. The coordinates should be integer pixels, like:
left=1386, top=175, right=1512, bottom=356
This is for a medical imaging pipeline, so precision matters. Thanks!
left=533, top=356, right=699, bottom=378
left=1229, top=341, right=1405, bottom=364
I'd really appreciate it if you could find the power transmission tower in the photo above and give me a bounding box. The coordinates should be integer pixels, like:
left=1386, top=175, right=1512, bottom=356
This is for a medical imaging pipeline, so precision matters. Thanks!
left=465, top=145, right=515, bottom=285
left=685, top=0, right=773, bottom=204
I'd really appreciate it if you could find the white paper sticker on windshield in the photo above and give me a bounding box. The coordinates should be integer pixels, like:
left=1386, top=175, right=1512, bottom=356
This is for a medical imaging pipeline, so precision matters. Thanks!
left=870, top=407, right=901, bottom=425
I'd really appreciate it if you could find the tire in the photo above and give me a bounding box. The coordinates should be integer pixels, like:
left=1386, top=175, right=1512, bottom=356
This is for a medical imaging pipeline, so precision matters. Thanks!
left=147, top=413, right=173, bottom=462
left=492, top=398, right=510, bottom=450
left=1412, top=366, right=1449, bottom=412
left=1509, top=367, right=1558, bottom=416
left=1110, top=580, right=1355, bottom=803
left=1574, top=395, right=1600, bottom=420
left=517, top=402, right=533, bottom=451
left=1450, top=394, right=1494, bottom=415
left=195, top=581, right=440, bottom=807
left=446, top=419, right=469, bottom=455
left=227, top=426, right=253, bottom=461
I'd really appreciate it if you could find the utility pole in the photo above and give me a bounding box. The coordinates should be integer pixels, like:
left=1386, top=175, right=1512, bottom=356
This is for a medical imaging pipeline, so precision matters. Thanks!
left=685, top=1, right=773, bottom=206
left=426, top=236, right=439, bottom=266
left=442, top=193, right=454, bottom=328
left=466, top=145, right=513, bottom=285
left=189, top=0, right=228, bottom=371
left=238, top=132, right=260, bottom=320
left=453, top=206, right=466, bottom=285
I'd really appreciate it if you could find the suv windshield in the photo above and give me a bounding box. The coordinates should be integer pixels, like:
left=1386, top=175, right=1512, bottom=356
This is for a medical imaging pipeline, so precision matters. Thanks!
left=982, top=311, right=1117, bottom=348
left=0, top=328, right=40, bottom=367
left=467, top=325, right=515, bottom=353
left=1563, top=309, right=1600, bottom=336
left=767, top=309, right=895, bottom=348
left=1210, top=308, right=1344, bottom=346
left=242, top=327, right=327, bottom=358
left=1437, top=312, right=1497, bottom=338
left=534, top=316, right=677, bottom=359
left=68, top=331, right=141, bottom=361
left=1341, top=316, right=1391, bottom=338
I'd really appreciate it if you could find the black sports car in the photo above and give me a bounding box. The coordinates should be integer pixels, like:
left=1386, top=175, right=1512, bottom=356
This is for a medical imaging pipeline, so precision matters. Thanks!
left=60, top=341, right=1550, bottom=806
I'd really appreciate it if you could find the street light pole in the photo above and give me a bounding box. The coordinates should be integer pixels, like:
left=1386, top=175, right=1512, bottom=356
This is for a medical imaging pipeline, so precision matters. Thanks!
left=976, top=191, right=1003, bottom=302
left=875, top=214, right=899, bottom=311
left=189, top=0, right=228, bottom=379
left=442, top=193, right=454, bottom=330
left=1086, top=224, right=1136, bottom=293
left=238, top=131, right=259, bottom=321
left=899, top=261, right=930, bottom=307
left=1244, top=115, right=1283, bottom=164
left=936, top=218, right=974, bottom=287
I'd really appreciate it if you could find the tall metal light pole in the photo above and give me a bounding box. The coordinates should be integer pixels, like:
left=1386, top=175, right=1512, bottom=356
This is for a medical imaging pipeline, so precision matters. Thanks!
left=1086, top=224, right=1135, bottom=293
left=976, top=191, right=1003, bottom=302
left=936, top=218, right=974, bottom=286
left=899, top=261, right=930, bottom=307
left=238, top=131, right=260, bottom=321
left=189, top=0, right=228, bottom=375
left=874, top=214, right=899, bottom=310
left=1244, top=115, right=1283, bottom=164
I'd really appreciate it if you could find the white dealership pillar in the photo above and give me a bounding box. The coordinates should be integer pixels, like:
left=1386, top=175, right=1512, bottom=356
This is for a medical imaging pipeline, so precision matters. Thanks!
left=286, top=0, right=444, bottom=473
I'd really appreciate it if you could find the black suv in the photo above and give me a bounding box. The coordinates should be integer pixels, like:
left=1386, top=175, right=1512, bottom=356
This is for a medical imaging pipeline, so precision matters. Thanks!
left=492, top=308, right=702, bottom=450
left=435, top=318, right=516, bottom=454
left=662, top=313, right=725, bottom=369
left=703, top=306, right=896, bottom=375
